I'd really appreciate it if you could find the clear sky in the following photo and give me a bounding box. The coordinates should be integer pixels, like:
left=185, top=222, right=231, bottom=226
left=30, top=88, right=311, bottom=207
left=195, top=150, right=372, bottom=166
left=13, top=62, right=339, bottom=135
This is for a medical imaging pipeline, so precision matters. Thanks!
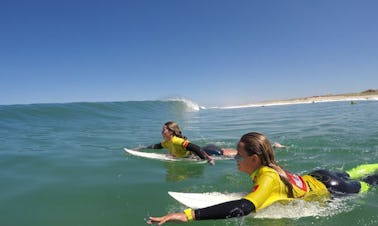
left=1, top=0, right=377, bottom=107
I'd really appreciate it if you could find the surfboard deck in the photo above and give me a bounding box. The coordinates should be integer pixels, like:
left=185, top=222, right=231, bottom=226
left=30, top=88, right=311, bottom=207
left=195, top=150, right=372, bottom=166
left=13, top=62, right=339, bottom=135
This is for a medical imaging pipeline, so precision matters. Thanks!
left=167, top=191, right=346, bottom=219
left=168, top=191, right=246, bottom=209
left=124, top=148, right=207, bottom=163
left=124, top=148, right=234, bottom=163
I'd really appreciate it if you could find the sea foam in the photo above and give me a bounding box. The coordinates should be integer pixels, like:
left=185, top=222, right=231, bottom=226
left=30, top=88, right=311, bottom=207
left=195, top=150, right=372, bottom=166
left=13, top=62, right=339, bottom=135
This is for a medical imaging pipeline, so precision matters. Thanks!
left=165, top=98, right=202, bottom=112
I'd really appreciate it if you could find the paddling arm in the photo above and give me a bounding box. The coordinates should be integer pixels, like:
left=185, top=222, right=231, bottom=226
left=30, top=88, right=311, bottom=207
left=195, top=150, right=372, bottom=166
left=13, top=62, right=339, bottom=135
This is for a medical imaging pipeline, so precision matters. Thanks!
left=185, top=142, right=214, bottom=165
left=194, top=198, right=255, bottom=220
left=185, top=143, right=206, bottom=159
left=147, top=199, right=255, bottom=225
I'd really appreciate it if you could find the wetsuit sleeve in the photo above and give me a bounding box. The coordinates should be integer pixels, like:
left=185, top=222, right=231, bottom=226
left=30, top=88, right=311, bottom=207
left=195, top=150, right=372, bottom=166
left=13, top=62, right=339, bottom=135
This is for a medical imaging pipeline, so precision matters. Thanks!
left=185, top=142, right=207, bottom=160
left=194, top=199, right=255, bottom=220
left=146, top=143, right=163, bottom=149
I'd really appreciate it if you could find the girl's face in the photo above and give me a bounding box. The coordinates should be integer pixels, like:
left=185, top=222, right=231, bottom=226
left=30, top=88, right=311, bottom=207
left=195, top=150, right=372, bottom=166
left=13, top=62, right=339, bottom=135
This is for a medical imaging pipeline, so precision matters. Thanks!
left=235, top=141, right=261, bottom=175
left=161, top=125, right=173, bottom=141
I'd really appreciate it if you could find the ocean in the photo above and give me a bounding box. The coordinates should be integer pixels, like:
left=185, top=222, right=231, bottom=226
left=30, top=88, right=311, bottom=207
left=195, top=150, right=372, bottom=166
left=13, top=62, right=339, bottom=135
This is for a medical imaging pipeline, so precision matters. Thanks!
left=0, top=99, right=377, bottom=226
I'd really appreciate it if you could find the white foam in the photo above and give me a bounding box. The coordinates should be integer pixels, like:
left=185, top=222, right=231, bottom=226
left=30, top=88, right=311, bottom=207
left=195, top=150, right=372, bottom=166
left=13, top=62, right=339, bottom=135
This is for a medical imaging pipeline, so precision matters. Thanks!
left=252, top=197, right=355, bottom=219
left=166, top=98, right=201, bottom=112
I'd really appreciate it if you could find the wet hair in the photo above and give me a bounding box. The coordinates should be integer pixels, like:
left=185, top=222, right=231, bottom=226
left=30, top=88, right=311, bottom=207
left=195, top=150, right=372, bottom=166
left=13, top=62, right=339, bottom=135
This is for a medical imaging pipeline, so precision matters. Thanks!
left=164, top=121, right=187, bottom=139
left=239, top=132, right=294, bottom=198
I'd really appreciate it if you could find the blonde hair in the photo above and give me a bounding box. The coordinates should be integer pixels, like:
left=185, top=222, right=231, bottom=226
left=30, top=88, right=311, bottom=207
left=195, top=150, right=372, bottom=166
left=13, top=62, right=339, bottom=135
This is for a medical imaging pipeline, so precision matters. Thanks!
left=239, top=132, right=294, bottom=198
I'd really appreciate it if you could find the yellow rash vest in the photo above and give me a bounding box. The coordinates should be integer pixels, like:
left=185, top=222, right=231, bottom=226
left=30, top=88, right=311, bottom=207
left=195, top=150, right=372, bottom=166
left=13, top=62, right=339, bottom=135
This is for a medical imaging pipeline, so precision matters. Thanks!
left=161, top=136, right=191, bottom=158
left=243, top=166, right=330, bottom=210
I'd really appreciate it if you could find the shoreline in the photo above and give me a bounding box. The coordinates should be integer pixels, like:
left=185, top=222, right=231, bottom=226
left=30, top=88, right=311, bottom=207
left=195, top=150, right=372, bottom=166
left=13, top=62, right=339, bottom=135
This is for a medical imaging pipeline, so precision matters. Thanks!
left=217, top=90, right=378, bottom=109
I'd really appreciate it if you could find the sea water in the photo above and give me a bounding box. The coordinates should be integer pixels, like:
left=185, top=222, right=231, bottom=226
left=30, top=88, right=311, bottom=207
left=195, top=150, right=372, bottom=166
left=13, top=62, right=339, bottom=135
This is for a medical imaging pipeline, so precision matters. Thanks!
left=0, top=100, right=377, bottom=226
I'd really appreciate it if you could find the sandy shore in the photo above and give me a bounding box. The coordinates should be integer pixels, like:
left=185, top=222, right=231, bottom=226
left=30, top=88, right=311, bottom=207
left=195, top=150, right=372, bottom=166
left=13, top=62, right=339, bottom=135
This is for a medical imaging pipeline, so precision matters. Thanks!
left=220, top=90, right=378, bottom=109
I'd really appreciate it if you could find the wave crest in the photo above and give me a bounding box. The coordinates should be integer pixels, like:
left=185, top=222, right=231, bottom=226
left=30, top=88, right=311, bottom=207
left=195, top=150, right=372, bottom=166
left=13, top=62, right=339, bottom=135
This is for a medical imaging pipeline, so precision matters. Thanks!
left=166, top=98, right=203, bottom=112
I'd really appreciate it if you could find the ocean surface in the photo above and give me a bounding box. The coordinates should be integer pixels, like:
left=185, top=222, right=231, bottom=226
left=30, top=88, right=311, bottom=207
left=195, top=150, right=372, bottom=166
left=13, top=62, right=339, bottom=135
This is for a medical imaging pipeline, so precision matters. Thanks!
left=1, top=99, right=377, bottom=226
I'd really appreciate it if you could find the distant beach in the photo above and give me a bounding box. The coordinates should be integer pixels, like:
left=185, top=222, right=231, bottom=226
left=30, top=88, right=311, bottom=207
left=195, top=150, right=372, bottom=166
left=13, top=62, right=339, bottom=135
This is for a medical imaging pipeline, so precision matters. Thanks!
left=220, top=89, right=378, bottom=109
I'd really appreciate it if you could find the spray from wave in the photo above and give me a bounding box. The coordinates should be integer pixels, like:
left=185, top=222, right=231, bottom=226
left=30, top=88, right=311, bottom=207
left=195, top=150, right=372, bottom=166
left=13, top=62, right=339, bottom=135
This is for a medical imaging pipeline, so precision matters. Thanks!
left=165, top=98, right=204, bottom=112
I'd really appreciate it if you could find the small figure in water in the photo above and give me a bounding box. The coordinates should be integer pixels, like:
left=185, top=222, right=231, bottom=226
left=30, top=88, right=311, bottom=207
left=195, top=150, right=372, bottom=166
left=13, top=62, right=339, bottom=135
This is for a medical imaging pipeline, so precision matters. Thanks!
left=142, top=121, right=237, bottom=165
left=272, top=142, right=288, bottom=149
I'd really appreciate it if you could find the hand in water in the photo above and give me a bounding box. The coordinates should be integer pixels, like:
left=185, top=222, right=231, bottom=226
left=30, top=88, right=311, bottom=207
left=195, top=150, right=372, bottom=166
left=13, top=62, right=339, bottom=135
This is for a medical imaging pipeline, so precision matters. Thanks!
left=207, top=157, right=215, bottom=166
left=147, top=212, right=188, bottom=225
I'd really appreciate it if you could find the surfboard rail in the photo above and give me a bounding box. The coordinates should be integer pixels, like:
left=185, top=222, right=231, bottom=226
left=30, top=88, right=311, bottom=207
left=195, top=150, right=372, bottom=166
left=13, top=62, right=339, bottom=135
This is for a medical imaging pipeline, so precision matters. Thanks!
left=124, top=148, right=208, bottom=163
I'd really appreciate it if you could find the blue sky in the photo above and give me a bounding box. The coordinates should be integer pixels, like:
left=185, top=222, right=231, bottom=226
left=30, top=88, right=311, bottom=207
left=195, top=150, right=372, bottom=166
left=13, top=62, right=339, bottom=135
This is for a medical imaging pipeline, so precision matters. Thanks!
left=1, top=0, right=377, bottom=107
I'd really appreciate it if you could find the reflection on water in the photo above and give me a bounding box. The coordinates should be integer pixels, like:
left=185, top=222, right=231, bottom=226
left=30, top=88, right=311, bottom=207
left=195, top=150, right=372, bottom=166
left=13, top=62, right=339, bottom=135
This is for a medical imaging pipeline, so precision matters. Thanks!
left=164, top=161, right=206, bottom=182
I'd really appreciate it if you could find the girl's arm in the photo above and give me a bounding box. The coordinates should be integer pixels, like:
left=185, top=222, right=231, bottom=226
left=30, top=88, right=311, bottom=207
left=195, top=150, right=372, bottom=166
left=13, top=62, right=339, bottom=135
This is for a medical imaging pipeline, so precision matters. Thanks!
left=185, top=142, right=214, bottom=165
left=147, top=199, right=255, bottom=224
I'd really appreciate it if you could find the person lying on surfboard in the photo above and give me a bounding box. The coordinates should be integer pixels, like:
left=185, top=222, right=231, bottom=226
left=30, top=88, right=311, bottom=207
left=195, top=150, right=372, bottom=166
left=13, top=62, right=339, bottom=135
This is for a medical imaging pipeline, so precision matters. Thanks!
left=142, top=121, right=237, bottom=165
left=147, top=132, right=378, bottom=225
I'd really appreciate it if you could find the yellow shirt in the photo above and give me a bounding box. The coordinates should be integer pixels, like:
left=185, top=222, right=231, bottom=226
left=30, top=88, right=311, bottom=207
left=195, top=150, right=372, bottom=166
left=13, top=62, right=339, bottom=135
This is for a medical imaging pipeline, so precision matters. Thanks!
left=243, top=166, right=330, bottom=211
left=161, top=136, right=191, bottom=158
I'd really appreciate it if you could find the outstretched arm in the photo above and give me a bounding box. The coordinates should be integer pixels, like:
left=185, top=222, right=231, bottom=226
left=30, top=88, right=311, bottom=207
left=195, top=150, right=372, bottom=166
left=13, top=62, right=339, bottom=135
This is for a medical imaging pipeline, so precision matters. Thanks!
left=185, top=142, right=214, bottom=165
left=147, top=199, right=255, bottom=225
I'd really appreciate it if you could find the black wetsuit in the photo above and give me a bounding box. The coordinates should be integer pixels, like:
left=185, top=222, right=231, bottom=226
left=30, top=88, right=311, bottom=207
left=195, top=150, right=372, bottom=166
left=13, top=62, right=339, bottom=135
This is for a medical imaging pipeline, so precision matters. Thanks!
left=201, top=144, right=224, bottom=156
left=148, top=143, right=224, bottom=157
left=309, top=169, right=378, bottom=196
left=309, top=170, right=361, bottom=195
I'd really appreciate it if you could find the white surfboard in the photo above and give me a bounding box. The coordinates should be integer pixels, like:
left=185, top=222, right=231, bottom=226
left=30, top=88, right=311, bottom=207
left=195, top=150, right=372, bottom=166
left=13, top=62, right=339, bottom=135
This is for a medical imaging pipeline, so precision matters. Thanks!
left=124, top=147, right=234, bottom=163
left=124, top=148, right=206, bottom=163
left=168, top=191, right=246, bottom=209
left=168, top=191, right=353, bottom=219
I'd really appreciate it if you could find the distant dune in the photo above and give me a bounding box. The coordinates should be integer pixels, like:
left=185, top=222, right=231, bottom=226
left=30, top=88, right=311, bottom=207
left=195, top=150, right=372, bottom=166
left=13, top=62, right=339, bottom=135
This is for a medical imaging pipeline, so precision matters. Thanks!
left=219, top=89, right=378, bottom=109
left=259, top=89, right=378, bottom=106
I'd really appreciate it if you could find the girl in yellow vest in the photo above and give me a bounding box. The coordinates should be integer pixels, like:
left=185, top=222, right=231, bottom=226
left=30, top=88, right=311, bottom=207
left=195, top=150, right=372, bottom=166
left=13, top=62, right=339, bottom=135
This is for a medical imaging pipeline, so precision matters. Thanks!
left=147, top=132, right=378, bottom=224
left=144, top=121, right=237, bottom=165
